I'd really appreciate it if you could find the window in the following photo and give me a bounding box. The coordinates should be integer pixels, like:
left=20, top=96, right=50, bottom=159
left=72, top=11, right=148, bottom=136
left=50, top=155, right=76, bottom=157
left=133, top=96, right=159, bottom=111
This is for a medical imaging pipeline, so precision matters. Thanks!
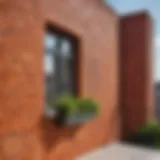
left=44, top=27, right=78, bottom=108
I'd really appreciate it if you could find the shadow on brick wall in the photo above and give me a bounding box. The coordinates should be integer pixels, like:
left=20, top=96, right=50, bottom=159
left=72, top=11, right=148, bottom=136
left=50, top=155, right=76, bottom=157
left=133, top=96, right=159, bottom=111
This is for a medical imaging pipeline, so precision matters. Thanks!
left=38, top=116, right=82, bottom=152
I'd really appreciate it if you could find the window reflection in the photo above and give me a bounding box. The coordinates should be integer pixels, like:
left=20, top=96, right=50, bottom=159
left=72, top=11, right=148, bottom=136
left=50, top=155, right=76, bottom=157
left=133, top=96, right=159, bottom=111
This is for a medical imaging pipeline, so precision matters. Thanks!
left=45, top=34, right=57, bottom=49
left=44, top=29, right=77, bottom=107
left=61, top=39, right=71, bottom=58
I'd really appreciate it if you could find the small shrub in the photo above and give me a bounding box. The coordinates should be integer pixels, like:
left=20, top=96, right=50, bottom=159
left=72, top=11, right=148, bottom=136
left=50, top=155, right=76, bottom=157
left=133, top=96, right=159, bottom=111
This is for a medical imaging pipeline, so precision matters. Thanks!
left=125, top=120, right=160, bottom=149
left=49, top=95, right=99, bottom=117
left=77, top=98, right=99, bottom=116
left=50, top=95, right=78, bottom=116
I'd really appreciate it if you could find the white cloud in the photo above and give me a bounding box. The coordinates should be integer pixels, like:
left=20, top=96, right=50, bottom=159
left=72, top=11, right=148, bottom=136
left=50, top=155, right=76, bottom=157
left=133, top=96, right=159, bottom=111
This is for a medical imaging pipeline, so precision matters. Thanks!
left=155, top=37, right=160, bottom=81
left=155, top=37, right=160, bottom=49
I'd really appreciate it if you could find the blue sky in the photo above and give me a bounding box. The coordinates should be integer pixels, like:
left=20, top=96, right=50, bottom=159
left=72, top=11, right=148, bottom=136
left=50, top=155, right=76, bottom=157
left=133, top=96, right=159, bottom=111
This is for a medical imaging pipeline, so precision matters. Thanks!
left=107, top=0, right=160, bottom=82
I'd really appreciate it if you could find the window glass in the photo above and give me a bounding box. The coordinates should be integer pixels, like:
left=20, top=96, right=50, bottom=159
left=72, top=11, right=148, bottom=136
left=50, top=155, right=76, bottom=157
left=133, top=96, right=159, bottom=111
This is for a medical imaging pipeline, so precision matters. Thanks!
left=44, top=29, right=77, bottom=108
left=61, top=39, right=71, bottom=58
left=45, top=34, right=57, bottom=49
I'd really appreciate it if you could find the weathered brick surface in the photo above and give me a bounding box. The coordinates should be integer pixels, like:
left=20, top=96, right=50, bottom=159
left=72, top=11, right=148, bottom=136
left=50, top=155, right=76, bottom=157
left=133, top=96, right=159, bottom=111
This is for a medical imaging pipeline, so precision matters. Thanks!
left=0, top=132, right=45, bottom=160
left=119, top=12, right=154, bottom=136
left=0, top=0, right=44, bottom=135
left=43, top=0, right=120, bottom=159
left=0, top=0, right=119, bottom=159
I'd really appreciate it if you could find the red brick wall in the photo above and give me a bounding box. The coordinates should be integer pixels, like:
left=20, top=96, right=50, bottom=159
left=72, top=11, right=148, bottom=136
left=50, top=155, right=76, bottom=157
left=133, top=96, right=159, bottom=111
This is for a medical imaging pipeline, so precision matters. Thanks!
left=43, top=0, right=120, bottom=159
left=119, top=12, right=154, bottom=137
left=0, top=0, right=120, bottom=159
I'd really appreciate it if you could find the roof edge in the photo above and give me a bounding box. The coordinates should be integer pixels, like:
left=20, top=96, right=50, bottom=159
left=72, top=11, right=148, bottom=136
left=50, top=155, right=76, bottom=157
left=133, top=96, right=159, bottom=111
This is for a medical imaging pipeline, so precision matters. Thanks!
left=120, top=10, right=152, bottom=20
left=100, top=0, right=118, bottom=17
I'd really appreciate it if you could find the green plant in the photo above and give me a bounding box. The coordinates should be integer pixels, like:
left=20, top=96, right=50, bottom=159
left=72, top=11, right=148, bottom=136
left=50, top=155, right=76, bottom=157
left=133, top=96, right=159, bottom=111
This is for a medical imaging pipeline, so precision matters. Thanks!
left=50, top=95, right=78, bottom=116
left=49, top=95, right=99, bottom=117
left=125, top=120, right=160, bottom=149
left=77, top=98, right=99, bottom=116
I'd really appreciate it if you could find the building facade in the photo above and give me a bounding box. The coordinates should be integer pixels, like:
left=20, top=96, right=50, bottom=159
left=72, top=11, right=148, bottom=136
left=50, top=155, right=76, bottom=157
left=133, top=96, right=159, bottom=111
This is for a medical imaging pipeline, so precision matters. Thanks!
left=119, top=12, right=154, bottom=137
left=0, top=0, right=154, bottom=159
left=155, top=82, right=160, bottom=122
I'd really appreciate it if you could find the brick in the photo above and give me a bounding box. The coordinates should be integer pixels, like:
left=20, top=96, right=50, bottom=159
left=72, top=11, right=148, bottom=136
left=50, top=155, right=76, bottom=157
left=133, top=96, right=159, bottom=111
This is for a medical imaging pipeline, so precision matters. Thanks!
left=0, top=132, right=45, bottom=160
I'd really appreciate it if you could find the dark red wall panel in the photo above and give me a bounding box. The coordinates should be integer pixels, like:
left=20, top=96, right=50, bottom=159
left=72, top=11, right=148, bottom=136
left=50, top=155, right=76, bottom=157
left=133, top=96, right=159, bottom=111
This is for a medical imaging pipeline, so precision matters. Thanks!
left=119, top=12, right=154, bottom=137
